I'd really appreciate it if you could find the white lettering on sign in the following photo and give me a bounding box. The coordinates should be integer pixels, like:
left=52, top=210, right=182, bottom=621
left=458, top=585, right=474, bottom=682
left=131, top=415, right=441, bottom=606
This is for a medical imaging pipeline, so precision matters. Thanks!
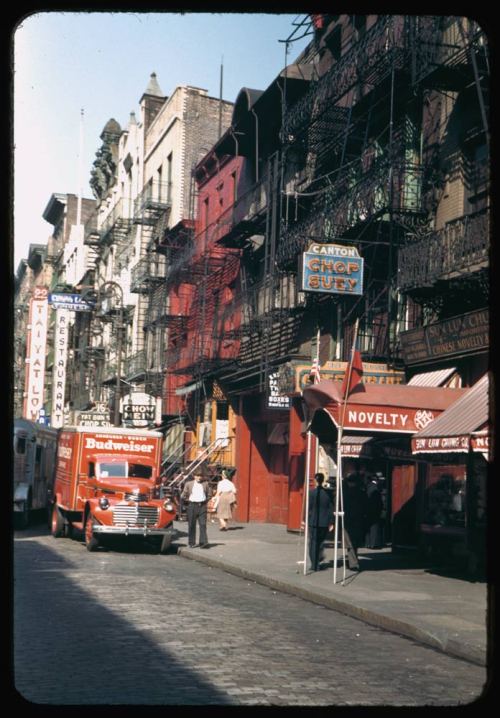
left=24, top=289, right=49, bottom=421
left=51, top=309, right=70, bottom=428
left=347, top=410, right=408, bottom=427
left=84, top=437, right=155, bottom=453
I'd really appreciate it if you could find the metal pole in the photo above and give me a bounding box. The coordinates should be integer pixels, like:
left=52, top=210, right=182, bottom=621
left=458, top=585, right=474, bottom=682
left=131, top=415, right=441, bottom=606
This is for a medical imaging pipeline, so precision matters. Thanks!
left=114, top=304, right=122, bottom=427
left=303, top=429, right=312, bottom=575
left=333, top=427, right=343, bottom=585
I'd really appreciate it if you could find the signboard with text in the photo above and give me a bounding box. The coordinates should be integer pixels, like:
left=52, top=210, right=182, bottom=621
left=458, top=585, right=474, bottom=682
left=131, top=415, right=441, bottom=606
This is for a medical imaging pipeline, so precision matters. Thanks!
left=267, top=371, right=291, bottom=409
left=49, top=293, right=95, bottom=312
left=299, top=243, right=364, bottom=296
left=400, top=309, right=489, bottom=366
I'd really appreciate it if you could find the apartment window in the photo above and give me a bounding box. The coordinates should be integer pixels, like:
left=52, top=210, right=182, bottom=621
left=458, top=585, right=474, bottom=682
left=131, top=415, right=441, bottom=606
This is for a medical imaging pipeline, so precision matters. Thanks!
left=167, top=152, right=173, bottom=202
left=157, top=166, right=163, bottom=201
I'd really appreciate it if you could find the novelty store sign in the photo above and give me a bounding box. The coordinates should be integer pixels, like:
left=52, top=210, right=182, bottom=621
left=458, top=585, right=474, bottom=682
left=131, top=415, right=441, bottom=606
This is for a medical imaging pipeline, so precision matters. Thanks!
left=299, top=243, right=364, bottom=296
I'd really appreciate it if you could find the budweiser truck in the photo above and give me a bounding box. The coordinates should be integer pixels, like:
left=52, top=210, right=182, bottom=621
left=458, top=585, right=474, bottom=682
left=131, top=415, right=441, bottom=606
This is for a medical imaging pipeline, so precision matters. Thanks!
left=50, top=426, right=176, bottom=553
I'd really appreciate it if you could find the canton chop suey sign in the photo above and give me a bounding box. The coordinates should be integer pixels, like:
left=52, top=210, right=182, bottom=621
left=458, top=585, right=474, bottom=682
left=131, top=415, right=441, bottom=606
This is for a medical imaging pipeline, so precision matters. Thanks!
left=299, top=243, right=364, bottom=296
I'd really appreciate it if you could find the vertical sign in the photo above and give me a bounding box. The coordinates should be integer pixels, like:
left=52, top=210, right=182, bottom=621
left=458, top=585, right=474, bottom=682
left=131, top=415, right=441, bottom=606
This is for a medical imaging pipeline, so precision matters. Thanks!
left=23, top=287, right=49, bottom=421
left=51, top=308, right=70, bottom=428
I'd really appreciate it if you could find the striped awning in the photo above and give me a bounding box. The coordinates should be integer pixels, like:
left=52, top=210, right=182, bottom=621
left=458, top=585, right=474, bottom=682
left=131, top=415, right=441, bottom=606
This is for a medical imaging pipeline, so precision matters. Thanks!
left=412, top=374, right=490, bottom=455
left=407, top=367, right=458, bottom=387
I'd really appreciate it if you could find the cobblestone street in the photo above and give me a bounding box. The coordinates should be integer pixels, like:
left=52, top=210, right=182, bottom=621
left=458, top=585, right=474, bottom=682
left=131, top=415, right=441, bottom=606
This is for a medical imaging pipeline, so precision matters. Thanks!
left=13, top=525, right=487, bottom=706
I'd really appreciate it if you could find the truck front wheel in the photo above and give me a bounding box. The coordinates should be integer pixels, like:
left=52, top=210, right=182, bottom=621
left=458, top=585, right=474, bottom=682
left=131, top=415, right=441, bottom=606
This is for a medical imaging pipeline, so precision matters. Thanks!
left=51, top=504, right=65, bottom=538
left=84, top=514, right=100, bottom=552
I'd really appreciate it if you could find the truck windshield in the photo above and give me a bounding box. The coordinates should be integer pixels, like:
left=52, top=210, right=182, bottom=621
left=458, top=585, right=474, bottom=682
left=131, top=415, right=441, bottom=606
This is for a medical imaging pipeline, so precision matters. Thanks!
left=97, top=462, right=152, bottom=479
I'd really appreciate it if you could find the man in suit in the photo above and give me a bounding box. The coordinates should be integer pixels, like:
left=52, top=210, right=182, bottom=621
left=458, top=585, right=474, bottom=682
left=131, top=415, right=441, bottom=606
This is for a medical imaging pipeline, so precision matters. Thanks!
left=181, top=473, right=212, bottom=548
left=308, top=472, right=334, bottom=571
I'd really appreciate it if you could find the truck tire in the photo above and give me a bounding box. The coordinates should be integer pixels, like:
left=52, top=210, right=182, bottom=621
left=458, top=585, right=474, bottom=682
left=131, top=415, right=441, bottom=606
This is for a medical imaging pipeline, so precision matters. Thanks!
left=84, top=514, right=100, bottom=552
left=50, top=504, right=65, bottom=538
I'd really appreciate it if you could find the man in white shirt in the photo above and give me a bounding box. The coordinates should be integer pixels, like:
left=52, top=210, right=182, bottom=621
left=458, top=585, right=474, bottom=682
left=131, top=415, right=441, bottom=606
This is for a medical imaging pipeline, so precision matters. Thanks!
left=181, top=473, right=211, bottom=548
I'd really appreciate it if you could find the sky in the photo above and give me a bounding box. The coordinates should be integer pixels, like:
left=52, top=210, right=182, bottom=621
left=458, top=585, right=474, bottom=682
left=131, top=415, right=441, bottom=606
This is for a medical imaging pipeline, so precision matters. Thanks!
left=12, top=11, right=312, bottom=269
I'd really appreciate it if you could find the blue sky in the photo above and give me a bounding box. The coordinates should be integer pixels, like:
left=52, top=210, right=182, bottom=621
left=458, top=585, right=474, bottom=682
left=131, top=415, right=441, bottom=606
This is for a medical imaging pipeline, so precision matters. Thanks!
left=13, top=11, right=312, bottom=268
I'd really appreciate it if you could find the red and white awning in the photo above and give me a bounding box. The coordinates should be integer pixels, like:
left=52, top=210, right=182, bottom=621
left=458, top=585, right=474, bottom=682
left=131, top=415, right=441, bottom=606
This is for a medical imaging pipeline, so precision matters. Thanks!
left=411, top=374, right=490, bottom=458
left=302, top=380, right=466, bottom=434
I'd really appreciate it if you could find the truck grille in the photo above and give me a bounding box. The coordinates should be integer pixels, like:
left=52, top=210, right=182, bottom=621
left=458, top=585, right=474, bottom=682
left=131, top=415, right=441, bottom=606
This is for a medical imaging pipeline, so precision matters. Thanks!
left=112, top=505, right=159, bottom=527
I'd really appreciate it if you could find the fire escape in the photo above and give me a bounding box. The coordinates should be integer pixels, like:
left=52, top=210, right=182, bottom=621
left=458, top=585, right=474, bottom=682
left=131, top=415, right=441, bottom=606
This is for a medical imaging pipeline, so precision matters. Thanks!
left=396, top=17, right=489, bottom=317
left=128, top=180, right=172, bottom=395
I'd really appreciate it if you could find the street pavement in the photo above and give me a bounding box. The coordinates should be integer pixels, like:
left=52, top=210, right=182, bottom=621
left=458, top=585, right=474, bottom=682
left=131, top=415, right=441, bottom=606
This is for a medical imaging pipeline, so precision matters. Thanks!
left=174, top=519, right=489, bottom=668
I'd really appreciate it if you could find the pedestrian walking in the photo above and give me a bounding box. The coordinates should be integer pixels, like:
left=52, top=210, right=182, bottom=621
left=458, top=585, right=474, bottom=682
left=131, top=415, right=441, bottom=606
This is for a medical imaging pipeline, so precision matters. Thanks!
left=342, top=472, right=368, bottom=570
left=215, top=470, right=237, bottom=531
left=365, top=474, right=384, bottom=549
left=308, top=472, right=334, bottom=571
left=181, top=473, right=211, bottom=548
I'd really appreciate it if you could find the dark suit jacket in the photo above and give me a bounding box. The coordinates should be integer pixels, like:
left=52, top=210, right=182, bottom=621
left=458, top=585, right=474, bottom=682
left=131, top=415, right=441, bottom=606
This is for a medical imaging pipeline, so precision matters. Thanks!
left=308, top=486, right=333, bottom=527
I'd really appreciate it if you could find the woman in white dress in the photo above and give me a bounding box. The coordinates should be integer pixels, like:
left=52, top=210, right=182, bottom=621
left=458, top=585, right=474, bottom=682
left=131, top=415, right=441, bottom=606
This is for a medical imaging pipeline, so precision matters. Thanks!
left=215, top=472, right=237, bottom=530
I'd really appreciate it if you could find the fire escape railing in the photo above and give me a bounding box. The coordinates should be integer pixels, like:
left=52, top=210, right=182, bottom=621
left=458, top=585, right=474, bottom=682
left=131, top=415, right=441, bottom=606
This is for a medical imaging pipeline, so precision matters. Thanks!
left=98, top=198, right=133, bottom=243
left=397, top=209, right=489, bottom=292
left=130, top=254, right=167, bottom=293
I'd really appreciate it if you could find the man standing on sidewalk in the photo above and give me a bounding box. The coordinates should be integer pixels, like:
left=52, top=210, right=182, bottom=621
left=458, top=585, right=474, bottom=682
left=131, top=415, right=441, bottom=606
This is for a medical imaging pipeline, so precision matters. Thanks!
left=308, top=473, right=334, bottom=571
left=181, top=473, right=211, bottom=548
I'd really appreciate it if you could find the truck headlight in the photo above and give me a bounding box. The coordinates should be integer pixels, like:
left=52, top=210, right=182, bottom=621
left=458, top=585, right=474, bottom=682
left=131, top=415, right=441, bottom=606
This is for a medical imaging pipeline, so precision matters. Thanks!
left=163, top=500, right=174, bottom=512
left=99, top=497, right=110, bottom=510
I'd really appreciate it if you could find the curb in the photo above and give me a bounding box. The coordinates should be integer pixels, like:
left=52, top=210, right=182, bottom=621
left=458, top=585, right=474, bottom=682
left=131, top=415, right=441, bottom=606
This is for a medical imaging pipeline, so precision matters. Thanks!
left=178, top=547, right=486, bottom=667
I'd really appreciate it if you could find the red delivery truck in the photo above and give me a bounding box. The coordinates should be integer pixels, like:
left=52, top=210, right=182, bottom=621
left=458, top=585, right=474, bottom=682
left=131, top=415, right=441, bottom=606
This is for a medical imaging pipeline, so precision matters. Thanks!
left=50, top=426, right=177, bottom=553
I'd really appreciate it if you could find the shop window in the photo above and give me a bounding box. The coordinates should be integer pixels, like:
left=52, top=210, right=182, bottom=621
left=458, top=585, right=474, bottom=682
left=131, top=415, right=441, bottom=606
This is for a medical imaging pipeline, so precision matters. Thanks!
left=423, top=470, right=466, bottom=528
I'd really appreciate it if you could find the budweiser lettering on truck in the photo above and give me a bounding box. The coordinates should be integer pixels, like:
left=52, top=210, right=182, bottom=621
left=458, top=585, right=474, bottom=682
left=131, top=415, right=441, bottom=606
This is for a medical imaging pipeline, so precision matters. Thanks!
left=50, top=426, right=177, bottom=553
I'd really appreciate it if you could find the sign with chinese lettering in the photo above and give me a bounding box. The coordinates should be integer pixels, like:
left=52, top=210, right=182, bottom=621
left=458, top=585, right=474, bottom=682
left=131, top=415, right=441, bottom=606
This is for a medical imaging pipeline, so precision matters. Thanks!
left=267, top=371, right=291, bottom=409
left=49, top=292, right=95, bottom=312
left=23, top=287, right=49, bottom=421
left=299, top=244, right=364, bottom=295
left=51, top=308, right=70, bottom=428
left=400, top=309, right=489, bottom=366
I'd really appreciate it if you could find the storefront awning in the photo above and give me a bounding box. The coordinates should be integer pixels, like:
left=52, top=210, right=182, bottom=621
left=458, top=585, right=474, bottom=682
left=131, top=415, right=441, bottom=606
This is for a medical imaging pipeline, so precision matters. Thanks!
left=302, top=379, right=466, bottom=434
left=407, top=367, right=458, bottom=387
left=411, top=374, right=490, bottom=456
left=340, top=435, right=376, bottom=457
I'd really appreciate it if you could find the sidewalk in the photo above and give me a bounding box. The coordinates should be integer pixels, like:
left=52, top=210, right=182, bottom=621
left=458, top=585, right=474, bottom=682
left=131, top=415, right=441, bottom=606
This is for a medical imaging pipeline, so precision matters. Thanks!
left=174, top=520, right=489, bottom=667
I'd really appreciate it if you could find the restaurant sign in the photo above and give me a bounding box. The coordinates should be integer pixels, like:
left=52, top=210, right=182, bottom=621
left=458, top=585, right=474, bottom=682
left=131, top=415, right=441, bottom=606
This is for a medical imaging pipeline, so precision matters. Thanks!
left=400, top=309, right=489, bottom=366
left=299, top=243, right=364, bottom=296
